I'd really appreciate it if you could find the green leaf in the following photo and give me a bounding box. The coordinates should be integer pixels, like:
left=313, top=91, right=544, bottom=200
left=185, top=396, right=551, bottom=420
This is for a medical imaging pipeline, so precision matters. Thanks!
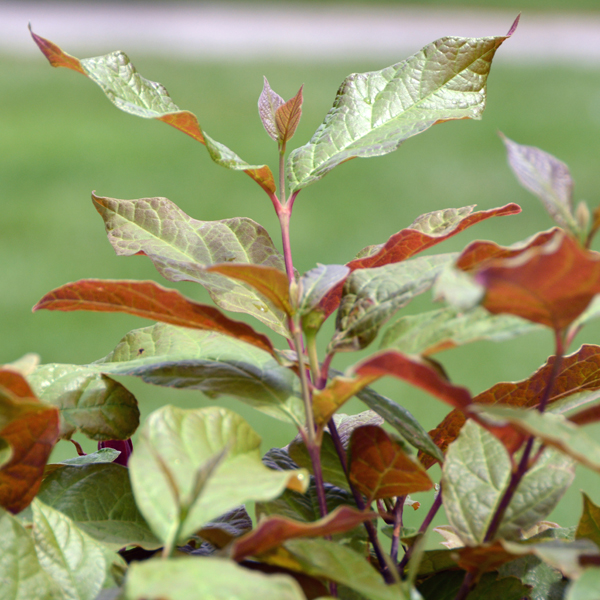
left=0, top=436, right=12, bottom=469
left=298, top=264, right=350, bottom=322
left=352, top=380, right=445, bottom=463
left=476, top=405, right=600, bottom=473
left=124, top=557, right=307, bottom=600
left=287, top=29, right=514, bottom=192
left=30, top=30, right=276, bottom=195
left=288, top=411, right=384, bottom=491
left=28, top=364, right=139, bottom=441
left=331, top=253, right=455, bottom=352
left=565, top=568, right=600, bottom=600
left=0, top=506, right=58, bottom=600
left=442, top=420, right=575, bottom=545
left=34, top=279, right=277, bottom=357
left=381, top=306, right=539, bottom=355
left=499, top=553, right=568, bottom=600
left=37, top=463, right=161, bottom=551
left=417, top=571, right=530, bottom=600
left=129, top=406, right=307, bottom=546
left=576, top=493, right=600, bottom=548
left=31, top=499, right=111, bottom=600
left=59, top=448, right=121, bottom=466
left=92, top=193, right=289, bottom=336
left=96, top=323, right=304, bottom=426
left=282, top=538, right=406, bottom=600
left=501, top=133, right=579, bottom=235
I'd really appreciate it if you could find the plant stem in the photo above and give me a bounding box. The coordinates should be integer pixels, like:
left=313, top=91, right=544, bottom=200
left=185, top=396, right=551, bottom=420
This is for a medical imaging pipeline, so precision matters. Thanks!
left=398, top=485, right=442, bottom=575
left=389, top=496, right=405, bottom=564
left=454, top=571, right=476, bottom=600
left=328, top=418, right=396, bottom=584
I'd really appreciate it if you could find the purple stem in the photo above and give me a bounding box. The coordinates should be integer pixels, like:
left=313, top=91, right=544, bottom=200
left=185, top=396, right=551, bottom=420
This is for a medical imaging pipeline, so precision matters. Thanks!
left=389, top=496, right=405, bottom=564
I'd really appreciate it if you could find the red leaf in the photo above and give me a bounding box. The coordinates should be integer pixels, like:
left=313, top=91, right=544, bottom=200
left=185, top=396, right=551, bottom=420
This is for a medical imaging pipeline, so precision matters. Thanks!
left=422, top=344, right=600, bottom=468
left=275, top=85, right=303, bottom=144
left=231, top=505, right=375, bottom=562
left=0, top=371, right=59, bottom=513
left=318, top=204, right=520, bottom=319
left=475, top=231, right=600, bottom=331
left=29, top=26, right=85, bottom=75
left=206, top=264, right=292, bottom=315
left=349, top=425, right=433, bottom=501
left=33, top=279, right=277, bottom=357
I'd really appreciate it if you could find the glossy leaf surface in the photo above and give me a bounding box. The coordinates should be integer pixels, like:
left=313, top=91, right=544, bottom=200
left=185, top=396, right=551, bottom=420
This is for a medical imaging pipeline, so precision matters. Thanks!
left=0, top=373, right=59, bottom=513
left=34, top=279, right=277, bottom=357
left=424, top=344, right=600, bottom=467
left=37, top=463, right=161, bottom=550
left=475, top=231, right=600, bottom=331
left=231, top=505, right=374, bottom=561
left=129, top=406, right=307, bottom=545
left=96, top=323, right=303, bottom=425
left=125, top=557, right=306, bottom=600
left=348, top=425, right=433, bottom=501
left=287, top=28, right=514, bottom=191
left=381, top=305, right=538, bottom=355
left=31, top=30, right=276, bottom=194
left=258, top=77, right=285, bottom=141
left=32, top=499, right=110, bottom=600
left=331, top=253, right=455, bottom=351
left=28, top=364, right=139, bottom=441
left=501, top=134, right=578, bottom=234
left=0, top=506, right=57, bottom=600
left=442, top=420, right=575, bottom=545
left=92, top=193, right=289, bottom=336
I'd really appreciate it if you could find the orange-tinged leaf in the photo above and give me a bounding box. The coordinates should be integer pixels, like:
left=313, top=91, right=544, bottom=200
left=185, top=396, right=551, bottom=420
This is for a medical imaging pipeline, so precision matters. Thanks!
left=157, top=111, right=205, bottom=144
left=275, top=85, right=303, bottom=144
left=349, top=425, right=433, bottom=501
left=33, top=279, right=277, bottom=358
left=29, top=26, right=85, bottom=74
left=456, top=541, right=517, bottom=573
left=318, top=204, right=520, bottom=319
left=422, top=344, right=600, bottom=468
left=475, top=231, right=600, bottom=331
left=0, top=373, right=59, bottom=513
left=0, top=369, right=36, bottom=399
left=231, top=505, right=375, bottom=562
left=456, top=229, right=559, bottom=271
left=206, top=264, right=292, bottom=315
left=313, top=350, right=472, bottom=426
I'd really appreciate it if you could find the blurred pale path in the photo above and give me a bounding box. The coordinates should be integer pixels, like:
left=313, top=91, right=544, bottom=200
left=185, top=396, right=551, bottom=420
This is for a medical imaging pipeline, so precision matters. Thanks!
left=2, top=2, right=600, bottom=64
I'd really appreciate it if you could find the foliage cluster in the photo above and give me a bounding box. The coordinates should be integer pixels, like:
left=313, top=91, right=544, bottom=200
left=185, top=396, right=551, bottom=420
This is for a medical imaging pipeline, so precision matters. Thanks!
left=3, top=16, right=600, bottom=600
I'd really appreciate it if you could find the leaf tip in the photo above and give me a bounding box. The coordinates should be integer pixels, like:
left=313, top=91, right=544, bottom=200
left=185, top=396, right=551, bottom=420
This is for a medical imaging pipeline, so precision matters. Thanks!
left=507, top=14, right=521, bottom=37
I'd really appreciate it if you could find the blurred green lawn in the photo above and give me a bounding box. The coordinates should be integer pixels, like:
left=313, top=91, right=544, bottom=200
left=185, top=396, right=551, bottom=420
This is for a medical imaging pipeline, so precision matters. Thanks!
left=2, top=44, right=600, bottom=536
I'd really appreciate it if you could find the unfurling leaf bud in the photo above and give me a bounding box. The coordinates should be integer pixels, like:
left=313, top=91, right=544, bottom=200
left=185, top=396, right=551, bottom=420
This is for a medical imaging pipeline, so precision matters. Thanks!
left=258, top=76, right=284, bottom=142
left=275, top=85, right=303, bottom=144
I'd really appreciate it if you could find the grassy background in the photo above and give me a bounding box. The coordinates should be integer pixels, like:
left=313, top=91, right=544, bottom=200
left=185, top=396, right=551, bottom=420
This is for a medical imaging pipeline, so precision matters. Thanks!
left=3, top=35, right=600, bottom=536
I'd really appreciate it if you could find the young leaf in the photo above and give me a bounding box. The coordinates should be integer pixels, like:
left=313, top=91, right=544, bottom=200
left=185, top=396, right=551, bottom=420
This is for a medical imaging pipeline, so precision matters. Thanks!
left=231, top=505, right=375, bottom=562
left=476, top=405, right=600, bottom=473
left=298, top=263, right=349, bottom=318
left=31, top=499, right=110, bottom=600
left=95, top=323, right=304, bottom=426
left=124, top=557, right=307, bottom=600
left=0, top=372, right=59, bottom=513
left=287, top=25, right=516, bottom=192
left=34, top=278, right=277, bottom=357
left=330, top=253, right=455, bottom=352
left=475, top=231, right=600, bottom=331
left=30, top=29, right=276, bottom=195
left=92, top=193, right=289, bottom=336
left=281, top=538, right=406, bottom=600
left=424, top=344, right=600, bottom=467
left=275, top=85, right=303, bottom=144
left=442, top=420, right=575, bottom=545
left=206, top=263, right=293, bottom=315
left=28, top=364, right=139, bottom=441
left=37, top=463, right=161, bottom=550
left=129, top=405, right=307, bottom=545
left=576, top=493, right=600, bottom=548
left=348, top=425, right=433, bottom=501
left=317, top=204, right=519, bottom=322
left=501, top=133, right=579, bottom=235
left=0, top=506, right=58, bottom=599
left=258, top=76, right=285, bottom=141
left=381, top=306, right=539, bottom=356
